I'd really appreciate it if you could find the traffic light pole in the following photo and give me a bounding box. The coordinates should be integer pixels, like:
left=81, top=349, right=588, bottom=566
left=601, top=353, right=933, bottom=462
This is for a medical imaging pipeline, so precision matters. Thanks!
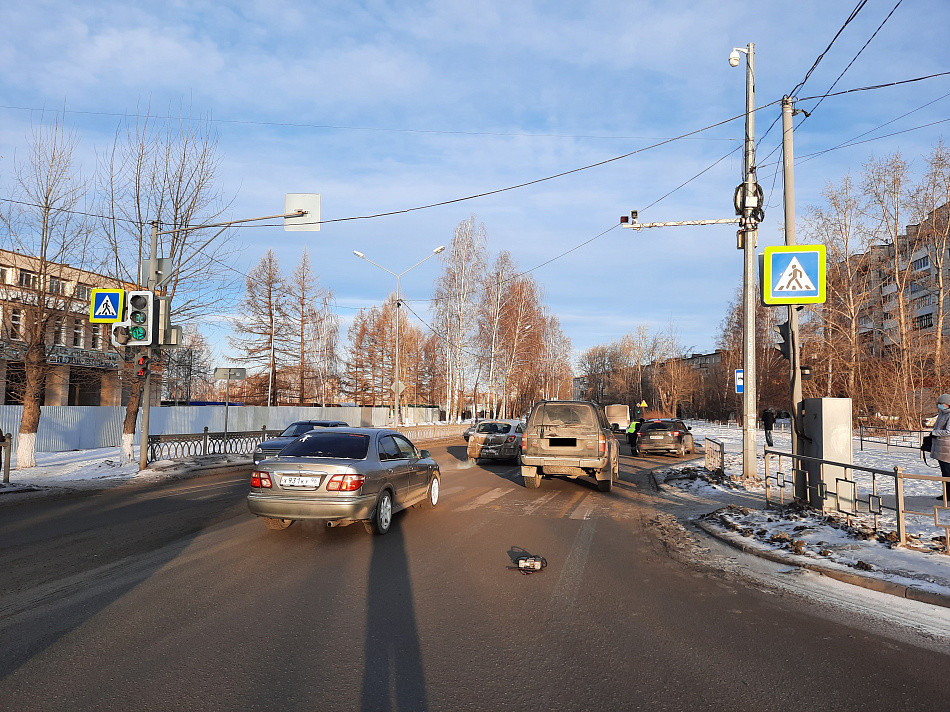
left=782, top=97, right=804, bottom=464
left=139, top=222, right=159, bottom=471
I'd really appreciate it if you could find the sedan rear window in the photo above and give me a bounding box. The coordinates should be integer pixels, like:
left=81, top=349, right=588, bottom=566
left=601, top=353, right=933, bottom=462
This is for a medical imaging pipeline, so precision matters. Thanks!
left=279, top=432, right=370, bottom=459
left=476, top=422, right=512, bottom=434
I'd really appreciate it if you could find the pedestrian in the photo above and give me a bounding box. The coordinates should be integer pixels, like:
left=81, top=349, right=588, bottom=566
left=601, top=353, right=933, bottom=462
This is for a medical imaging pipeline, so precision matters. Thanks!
left=627, top=418, right=644, bottom=453
left=762, top=408, right=775, bottom=448
left=931, top=394, right=950, bottom=500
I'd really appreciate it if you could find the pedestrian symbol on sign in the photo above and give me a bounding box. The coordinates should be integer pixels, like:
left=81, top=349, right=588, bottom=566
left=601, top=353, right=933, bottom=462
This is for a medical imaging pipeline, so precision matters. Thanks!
left=94, top=297, right=117, bottom=318
left=775, top=257, right=815, bottom=292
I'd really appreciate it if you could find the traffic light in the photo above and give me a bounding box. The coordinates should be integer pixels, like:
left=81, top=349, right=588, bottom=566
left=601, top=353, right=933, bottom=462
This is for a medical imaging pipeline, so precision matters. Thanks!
left=110, top=323, right=131, bottom=347
left=126, top=290, right=155, bottom=346
left=773, top=321, right=791, bottom=360
left=135, top=355, right=151, bottom=377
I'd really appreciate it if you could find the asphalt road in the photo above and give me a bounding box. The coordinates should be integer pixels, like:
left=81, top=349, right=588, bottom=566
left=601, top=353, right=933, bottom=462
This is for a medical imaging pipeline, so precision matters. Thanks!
left=1, top=439, right=949, bottom=710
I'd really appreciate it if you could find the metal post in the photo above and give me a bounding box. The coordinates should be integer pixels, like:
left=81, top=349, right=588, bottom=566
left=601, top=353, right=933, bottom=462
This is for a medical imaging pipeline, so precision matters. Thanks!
left=139, top=222, right=158, bottom=471
left=781, top=97, right=803, bottom=461
left=224, top=373, right=231, bottom=440
left=395, top=274, right=401, bottom=426
left=2, top=432, right=10, bottom=484
left=894, top=467, right=906, bottom=545
left=740, top=42, right=758, bottom=480
left=202, top=426, right=209, bottom=456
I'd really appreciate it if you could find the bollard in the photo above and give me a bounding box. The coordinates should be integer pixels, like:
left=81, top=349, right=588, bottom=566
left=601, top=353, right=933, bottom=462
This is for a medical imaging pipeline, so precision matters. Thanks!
left=1, top=432, right=10, bottom=484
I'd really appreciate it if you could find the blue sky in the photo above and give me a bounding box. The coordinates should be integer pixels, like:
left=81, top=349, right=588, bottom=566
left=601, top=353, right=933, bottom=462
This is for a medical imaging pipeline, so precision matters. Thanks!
left=1, top=0, right=949, bottom=362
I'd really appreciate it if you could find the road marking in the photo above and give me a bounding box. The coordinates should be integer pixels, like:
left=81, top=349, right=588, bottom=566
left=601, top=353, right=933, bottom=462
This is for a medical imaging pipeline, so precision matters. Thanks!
left=523, top=491, right=558, bottom=514
left=456, top=487, right=510, bottom=511
left=569, top=495, right=597, bottom=520
left=144, top=479, right=247, bottom=500
left=550, top=518, right=596, bottom=609
left=558, top=491, right=586, bottom=518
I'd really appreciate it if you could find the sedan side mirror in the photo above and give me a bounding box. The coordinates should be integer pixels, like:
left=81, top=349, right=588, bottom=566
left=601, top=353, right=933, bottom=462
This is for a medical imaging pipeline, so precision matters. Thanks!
left=419, top=449, right=431, bottom=459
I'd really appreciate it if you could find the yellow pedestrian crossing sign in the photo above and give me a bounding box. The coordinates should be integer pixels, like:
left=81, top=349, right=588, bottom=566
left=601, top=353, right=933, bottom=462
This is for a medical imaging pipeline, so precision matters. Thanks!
left=90, top=289, right=125, bottom=323
left=762, top=245, right=826, bottom=305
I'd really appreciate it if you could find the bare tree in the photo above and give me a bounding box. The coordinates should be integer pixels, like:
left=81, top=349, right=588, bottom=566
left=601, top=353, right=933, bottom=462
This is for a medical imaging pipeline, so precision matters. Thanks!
left=0, top=119, right=95, bottom=467
left=229, top=250, right=290, bottom=405
left=161, top=325, right=214, bottom=404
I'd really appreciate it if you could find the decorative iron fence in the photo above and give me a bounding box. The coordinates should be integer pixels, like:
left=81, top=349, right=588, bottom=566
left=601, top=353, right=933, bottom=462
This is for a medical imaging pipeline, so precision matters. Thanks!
left=147, top=427, right=281, bottom=463
left=764, top=448, right=950, bottom=554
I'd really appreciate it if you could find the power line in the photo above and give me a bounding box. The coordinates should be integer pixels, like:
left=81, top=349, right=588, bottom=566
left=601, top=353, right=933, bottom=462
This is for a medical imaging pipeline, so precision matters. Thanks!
left=0, top=103, right=737, bottom=143
left=788, top=0, right=869, bottom=97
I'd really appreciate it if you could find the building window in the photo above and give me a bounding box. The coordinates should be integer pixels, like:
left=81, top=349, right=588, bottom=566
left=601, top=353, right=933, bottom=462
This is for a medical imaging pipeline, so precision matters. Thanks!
left=73, top=320, right=84, bottom=348
left=18, top=270, right=37, bottom=289
left=53, top=317, right=66, bottom=346
left=913, top=255, right=931, bottom=271
left=10, top=309, right=23, bottom=340
left=48, top=277, right=66, bottom=295
left=0, top=268, right=8, bottom=284
left=74, top=284, right=92, bottom=301
left=915, top=313, right=934, bottom=330
left=909, top=281, right=924, bottom=294
left=91, top=323, right=102, bottom=350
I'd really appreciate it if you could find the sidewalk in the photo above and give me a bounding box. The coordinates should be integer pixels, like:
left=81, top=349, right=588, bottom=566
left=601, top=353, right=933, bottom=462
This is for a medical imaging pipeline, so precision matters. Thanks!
left=656, top=423, right=950, bottom=609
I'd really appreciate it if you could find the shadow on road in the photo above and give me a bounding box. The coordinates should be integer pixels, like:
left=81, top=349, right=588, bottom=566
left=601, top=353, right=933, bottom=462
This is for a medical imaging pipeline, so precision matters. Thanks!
left=360, top=523, right=429, bottom=711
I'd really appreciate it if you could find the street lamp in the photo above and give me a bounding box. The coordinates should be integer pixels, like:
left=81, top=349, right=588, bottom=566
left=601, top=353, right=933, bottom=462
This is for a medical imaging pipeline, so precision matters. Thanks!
left=730, top=42, right=759, bottom=479
left=353, top=245, right=445, bottom=425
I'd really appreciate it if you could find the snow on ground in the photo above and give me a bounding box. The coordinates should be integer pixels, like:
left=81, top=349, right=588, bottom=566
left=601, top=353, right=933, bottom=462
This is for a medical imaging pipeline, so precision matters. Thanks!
left=0, top=446, right=251, bottom=494
left=660, top=421, right=950, bottom=599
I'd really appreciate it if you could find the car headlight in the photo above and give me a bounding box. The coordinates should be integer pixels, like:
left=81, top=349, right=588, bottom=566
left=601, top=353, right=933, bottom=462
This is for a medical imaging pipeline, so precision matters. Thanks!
left=254, top=448, right=263, bottom=454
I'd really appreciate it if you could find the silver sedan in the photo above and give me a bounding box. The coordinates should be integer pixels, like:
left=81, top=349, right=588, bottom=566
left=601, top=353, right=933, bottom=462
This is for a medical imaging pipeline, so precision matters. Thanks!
left=247, top=427, right=441, bottom=534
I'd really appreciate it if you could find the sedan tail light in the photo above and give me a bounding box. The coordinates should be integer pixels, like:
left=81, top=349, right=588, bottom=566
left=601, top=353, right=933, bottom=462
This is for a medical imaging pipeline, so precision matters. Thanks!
left=326, top=474, right=365, bottom=492
left=251, top=471, right=273, bottom=489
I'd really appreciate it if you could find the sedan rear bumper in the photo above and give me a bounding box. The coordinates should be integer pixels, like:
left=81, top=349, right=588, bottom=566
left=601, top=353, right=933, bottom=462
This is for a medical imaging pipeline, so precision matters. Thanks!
left=247, top=491, right=377, bottom=521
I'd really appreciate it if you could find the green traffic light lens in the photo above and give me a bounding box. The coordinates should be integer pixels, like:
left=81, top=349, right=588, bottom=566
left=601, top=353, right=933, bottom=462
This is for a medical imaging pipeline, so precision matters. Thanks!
left=130, top=325, right=147, bottom=340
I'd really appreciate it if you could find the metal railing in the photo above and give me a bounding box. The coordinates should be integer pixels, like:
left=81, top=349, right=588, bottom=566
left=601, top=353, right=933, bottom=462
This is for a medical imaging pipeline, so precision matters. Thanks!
left=704, top=438, right=725, bottom=477
left=858, top=424, right=928, bottom=452
left=764, top=447, right=950, bottom=554
left=147, top=427, right=281, bottom=463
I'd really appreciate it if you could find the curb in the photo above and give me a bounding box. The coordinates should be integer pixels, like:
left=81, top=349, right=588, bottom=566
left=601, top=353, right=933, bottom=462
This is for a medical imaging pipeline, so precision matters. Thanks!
left=692, top=518, right=950, bottom=610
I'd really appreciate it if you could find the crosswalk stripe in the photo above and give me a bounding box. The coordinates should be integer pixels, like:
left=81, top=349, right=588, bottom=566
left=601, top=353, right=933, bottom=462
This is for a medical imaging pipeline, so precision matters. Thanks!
left=523, top=491, right=559, bottom=514
left=456, top=487, right=510, bottom=511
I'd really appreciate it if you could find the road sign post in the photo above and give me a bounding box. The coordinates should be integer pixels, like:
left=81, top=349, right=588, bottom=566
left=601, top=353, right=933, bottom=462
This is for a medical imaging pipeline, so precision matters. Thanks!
left=214, top=368, right=247, bottom=440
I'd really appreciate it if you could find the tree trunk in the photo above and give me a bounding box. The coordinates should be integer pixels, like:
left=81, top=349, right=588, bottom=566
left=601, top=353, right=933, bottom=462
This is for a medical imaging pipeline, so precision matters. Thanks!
left=121, top=373, right=143, bottom=464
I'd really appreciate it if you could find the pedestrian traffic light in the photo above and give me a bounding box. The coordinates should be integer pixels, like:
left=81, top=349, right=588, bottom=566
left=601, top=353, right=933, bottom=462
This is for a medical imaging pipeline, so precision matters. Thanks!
left=136, top=355, right=151, bottom=377
left=125, top=290, right=155, bottom=346
left=773, top=321, right=791, bottom=360
left=110, top=323, right=131, bottom=347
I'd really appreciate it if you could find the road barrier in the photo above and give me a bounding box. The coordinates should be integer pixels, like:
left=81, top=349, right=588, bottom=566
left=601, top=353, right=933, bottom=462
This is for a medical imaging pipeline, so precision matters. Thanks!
left=858, top=424, right=929, bottom=453
left=704, top=438, right=725, bottom=477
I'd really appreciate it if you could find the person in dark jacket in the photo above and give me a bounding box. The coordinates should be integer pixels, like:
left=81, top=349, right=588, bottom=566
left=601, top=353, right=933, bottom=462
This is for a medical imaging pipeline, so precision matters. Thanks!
left=931, top=393, right=950, bottom=499
left=761, top=408, right=776, bottom=448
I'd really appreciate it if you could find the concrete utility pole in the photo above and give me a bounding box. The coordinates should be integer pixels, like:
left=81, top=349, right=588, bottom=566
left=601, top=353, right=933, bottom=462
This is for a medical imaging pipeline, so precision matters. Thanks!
left=731, top=42, right=759, bottom=480
left=782, top=96, right=803, bottom=457
left=139, top=223, right=158, bottom=471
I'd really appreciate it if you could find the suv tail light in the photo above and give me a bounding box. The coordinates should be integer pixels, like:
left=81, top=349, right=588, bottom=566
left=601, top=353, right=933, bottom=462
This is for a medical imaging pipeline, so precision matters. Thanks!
left=598, top=433, right=606, bottom=455
left=505, top=435, right=516, bottom=444
left=326, top=474, right=365, bottom=492
left=251, top=471, right=273, bottom=489
left=522, top=436, right=528, bottom=452
left=670, top=431, right=681, bottom=437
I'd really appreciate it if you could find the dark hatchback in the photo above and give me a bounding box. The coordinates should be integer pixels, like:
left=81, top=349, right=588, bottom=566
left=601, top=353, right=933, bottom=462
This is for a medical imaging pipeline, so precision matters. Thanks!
left=634, top=419, right=694, bottom=457
left=253, top=419, right=349, bottom=464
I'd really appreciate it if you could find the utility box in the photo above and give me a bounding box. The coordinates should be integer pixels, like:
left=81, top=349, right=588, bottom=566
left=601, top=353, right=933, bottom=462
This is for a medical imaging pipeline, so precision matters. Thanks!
left=800, top=397, right=853, bottom=512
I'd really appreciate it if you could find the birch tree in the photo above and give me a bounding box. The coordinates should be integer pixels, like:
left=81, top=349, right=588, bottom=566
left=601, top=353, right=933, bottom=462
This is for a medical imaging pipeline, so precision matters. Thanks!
left=0, top=120, right=96, bottom=467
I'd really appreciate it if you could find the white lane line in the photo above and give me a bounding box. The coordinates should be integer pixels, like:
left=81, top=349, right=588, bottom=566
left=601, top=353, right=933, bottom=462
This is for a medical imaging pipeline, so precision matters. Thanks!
left=456, top=487, right=510, bottom=511
left=144, top=479, right=247, bottom=500
left=569, top=495, right=597, bottom=520
left=550, top=518, right=597, bottom=609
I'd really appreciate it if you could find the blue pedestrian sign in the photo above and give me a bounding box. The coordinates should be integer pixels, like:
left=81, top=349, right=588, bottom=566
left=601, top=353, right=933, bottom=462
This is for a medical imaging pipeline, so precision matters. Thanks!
left=762, top=245, right=826, bottom=305
left=89, top=289, right=125, bottom=323
left=735, top=369, right=743, bottom=394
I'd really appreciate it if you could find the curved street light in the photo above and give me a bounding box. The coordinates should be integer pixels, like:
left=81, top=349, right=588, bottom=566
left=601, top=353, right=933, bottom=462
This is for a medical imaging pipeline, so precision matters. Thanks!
left=353, top=245, right=445, bottom=425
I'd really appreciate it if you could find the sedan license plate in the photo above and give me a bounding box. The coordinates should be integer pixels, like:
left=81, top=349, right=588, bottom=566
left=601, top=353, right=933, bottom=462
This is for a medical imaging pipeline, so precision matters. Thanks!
left=281, top=475, right=322, bottom=488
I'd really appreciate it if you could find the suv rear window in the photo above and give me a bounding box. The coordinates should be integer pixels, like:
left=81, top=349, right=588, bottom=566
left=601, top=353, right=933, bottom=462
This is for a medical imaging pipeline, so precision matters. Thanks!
left=533, top=404, right=595, bottom=427
left=279, top=432, right=370, bottom=459
left=640, top=421, right=686, bottom=433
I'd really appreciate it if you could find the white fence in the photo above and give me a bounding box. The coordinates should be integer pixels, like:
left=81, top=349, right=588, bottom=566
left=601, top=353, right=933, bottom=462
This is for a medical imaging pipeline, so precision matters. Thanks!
left=0, top=405, right=441, bottom=455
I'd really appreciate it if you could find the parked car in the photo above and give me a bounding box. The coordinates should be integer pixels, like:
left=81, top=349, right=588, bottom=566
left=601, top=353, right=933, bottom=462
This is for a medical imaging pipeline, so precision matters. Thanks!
left=467, top=419, right=524, bottom=463
left=520, top=400, right=619, bottom=492
left=634, top=419, right=694, bottom=457
left=253, top=420, right=349, bottom=464
left=463, top=424, right=476, bottom=442
left=247, top=427, right=441, bottom=534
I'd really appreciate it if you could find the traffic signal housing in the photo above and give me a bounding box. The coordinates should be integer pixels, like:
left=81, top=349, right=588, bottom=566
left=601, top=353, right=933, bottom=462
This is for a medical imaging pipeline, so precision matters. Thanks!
left=110, top=323, right=131, bottom=347
left=126, top=290, right=155, bottom=346
left=773, top=321, right=791, bottom=360
left=136, top=355, right=151, bottom=377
